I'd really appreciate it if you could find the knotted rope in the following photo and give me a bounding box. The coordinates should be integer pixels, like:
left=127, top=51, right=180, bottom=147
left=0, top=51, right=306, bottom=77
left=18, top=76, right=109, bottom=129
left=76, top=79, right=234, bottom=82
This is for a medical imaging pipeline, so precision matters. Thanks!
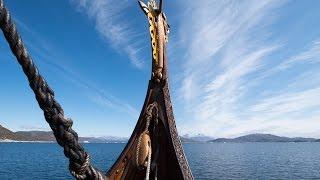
left=0, top=1, right=107, bottom=179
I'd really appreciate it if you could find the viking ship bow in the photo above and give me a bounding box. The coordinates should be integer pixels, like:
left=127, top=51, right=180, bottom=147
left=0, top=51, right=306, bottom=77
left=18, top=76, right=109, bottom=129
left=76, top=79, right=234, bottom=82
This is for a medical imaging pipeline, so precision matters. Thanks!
left=107, top=1, right=193, bottom=179
left=0, top=0, right=193, bottom=179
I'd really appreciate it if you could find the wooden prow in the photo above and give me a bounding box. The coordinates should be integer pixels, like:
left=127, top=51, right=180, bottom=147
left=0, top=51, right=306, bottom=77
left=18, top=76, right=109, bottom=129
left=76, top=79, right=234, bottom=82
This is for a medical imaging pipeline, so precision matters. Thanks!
left=138, top=0, right=170, bottom=83
left=106, top=1, right=193, bottom=179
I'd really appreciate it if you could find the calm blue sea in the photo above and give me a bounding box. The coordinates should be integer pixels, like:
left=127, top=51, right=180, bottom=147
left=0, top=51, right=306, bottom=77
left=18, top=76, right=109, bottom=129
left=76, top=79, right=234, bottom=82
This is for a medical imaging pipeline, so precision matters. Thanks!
left=0, top=142, right=320, bottom=179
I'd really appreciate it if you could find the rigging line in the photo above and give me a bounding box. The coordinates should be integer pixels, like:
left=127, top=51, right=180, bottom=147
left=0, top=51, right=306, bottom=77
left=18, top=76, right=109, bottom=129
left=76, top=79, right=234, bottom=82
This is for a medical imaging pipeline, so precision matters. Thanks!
left=0, top=1, right=107, bottom=179
left=145, top=145, right=152, bottom=180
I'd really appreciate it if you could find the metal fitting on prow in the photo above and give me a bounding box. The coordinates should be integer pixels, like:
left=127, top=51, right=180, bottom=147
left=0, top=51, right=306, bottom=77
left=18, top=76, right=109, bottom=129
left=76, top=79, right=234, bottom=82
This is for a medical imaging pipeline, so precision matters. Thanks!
left=152, top=68, right=163, bottom=83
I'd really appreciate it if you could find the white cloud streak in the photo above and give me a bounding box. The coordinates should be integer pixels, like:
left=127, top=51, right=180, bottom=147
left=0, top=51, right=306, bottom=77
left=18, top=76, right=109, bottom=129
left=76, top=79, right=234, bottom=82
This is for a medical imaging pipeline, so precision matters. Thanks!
left=17, top=19, right=139, bottom=119
left=250, top=87, right=320, bottom=116
left=46, top=60, right=139, bottom=118
left=177, top=0, right=283, bottom=101
left=71, top=0, right=145, bottom=68
left=262, top=39, right=320, bottom=78
left=174, top=0, right=320, bottom=138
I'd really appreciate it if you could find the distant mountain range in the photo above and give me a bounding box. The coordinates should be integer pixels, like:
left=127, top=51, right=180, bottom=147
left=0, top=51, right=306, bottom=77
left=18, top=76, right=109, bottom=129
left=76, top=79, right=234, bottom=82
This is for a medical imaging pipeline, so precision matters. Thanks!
left=0, top=125, right=26, bottom=141
left=182, top=134, right=214, bottom=142
left=1, top=124, right=320, bottom=143
left=209, top=134, right=317, bottom=143
left=0, top=125, right=127, bottom=143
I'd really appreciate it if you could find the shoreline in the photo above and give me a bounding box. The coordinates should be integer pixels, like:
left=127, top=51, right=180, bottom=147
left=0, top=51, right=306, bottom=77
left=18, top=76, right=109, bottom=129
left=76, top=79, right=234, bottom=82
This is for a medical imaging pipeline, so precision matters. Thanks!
left=0, top=139, right=127, bottom=143
left=1, top=140, right=318, bottom=144
left=0, top=139, right=55, bottom=143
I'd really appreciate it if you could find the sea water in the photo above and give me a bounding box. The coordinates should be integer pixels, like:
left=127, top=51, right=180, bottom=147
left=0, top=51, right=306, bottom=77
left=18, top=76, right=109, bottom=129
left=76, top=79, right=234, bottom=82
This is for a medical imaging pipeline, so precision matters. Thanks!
left=0, top=142, right=320, bottom=179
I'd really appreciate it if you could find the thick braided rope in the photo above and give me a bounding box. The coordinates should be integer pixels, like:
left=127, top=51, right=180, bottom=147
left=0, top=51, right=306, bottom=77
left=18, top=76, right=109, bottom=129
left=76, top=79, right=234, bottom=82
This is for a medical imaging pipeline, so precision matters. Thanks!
left=0, top=1, right=107, bottom=179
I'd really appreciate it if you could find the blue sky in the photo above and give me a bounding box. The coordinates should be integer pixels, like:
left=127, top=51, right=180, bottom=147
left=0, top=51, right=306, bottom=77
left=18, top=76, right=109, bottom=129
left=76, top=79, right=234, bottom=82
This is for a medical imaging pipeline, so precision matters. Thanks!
left=0, top=0, right=319, bottom=138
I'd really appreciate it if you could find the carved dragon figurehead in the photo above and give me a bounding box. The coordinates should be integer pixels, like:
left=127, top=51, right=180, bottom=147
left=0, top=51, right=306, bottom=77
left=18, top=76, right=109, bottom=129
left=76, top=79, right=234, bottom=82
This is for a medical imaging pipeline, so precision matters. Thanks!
left=139, top=0, right=170, bottom=83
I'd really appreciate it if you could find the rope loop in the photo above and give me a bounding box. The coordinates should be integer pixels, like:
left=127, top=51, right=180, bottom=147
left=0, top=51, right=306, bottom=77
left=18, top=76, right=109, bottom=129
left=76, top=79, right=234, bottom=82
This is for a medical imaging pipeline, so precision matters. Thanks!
left=70, top=153, right=90, bottom=179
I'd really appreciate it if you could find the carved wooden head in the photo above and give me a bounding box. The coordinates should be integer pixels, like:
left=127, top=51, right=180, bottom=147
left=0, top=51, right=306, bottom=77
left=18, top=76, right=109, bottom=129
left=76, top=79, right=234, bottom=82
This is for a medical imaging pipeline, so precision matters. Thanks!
left=138, top=0, right=170, bottom=82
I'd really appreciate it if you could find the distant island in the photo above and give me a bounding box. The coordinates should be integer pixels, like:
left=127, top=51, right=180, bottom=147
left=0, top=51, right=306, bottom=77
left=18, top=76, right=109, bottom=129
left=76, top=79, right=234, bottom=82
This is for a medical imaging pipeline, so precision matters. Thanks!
left=0, top=124, right=127, bottom=143
left=1, top=124, right=320, bottom=143
left=208, top=134, right=317, bottom=143
left=181, top=133, right=320, bottom=143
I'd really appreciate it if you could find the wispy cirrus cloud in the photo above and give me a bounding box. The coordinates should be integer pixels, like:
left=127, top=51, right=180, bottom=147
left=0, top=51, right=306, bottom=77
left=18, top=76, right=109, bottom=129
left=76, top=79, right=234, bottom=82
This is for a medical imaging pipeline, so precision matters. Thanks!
left=280, top=40, right=320, bottom=69
left=249, top=87, right=320, bottom=117
left=176, top=0, right=284, bottom=102
left=16, top=19, right=138, bottom=119
left=261, top=39, right=320, bottom=77
left=173, top=0, right=320, bottom=138
left=70, top=0, right=145, bottom=68
left=40, top=51, right=139, bottom=118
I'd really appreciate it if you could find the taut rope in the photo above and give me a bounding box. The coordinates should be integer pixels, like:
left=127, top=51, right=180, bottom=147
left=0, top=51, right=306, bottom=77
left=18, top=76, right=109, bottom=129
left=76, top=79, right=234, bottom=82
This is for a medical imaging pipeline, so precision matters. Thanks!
left=0, top=1, right=107, bottom=179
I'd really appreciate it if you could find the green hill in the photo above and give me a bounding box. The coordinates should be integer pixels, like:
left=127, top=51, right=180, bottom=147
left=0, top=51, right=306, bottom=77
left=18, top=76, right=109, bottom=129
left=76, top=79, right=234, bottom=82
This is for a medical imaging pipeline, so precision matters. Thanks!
left=0, top=125, right=26, bottom=140
left=209, top=133, right=316, bottom=143
left=0, top=124, right=126, bottom=142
